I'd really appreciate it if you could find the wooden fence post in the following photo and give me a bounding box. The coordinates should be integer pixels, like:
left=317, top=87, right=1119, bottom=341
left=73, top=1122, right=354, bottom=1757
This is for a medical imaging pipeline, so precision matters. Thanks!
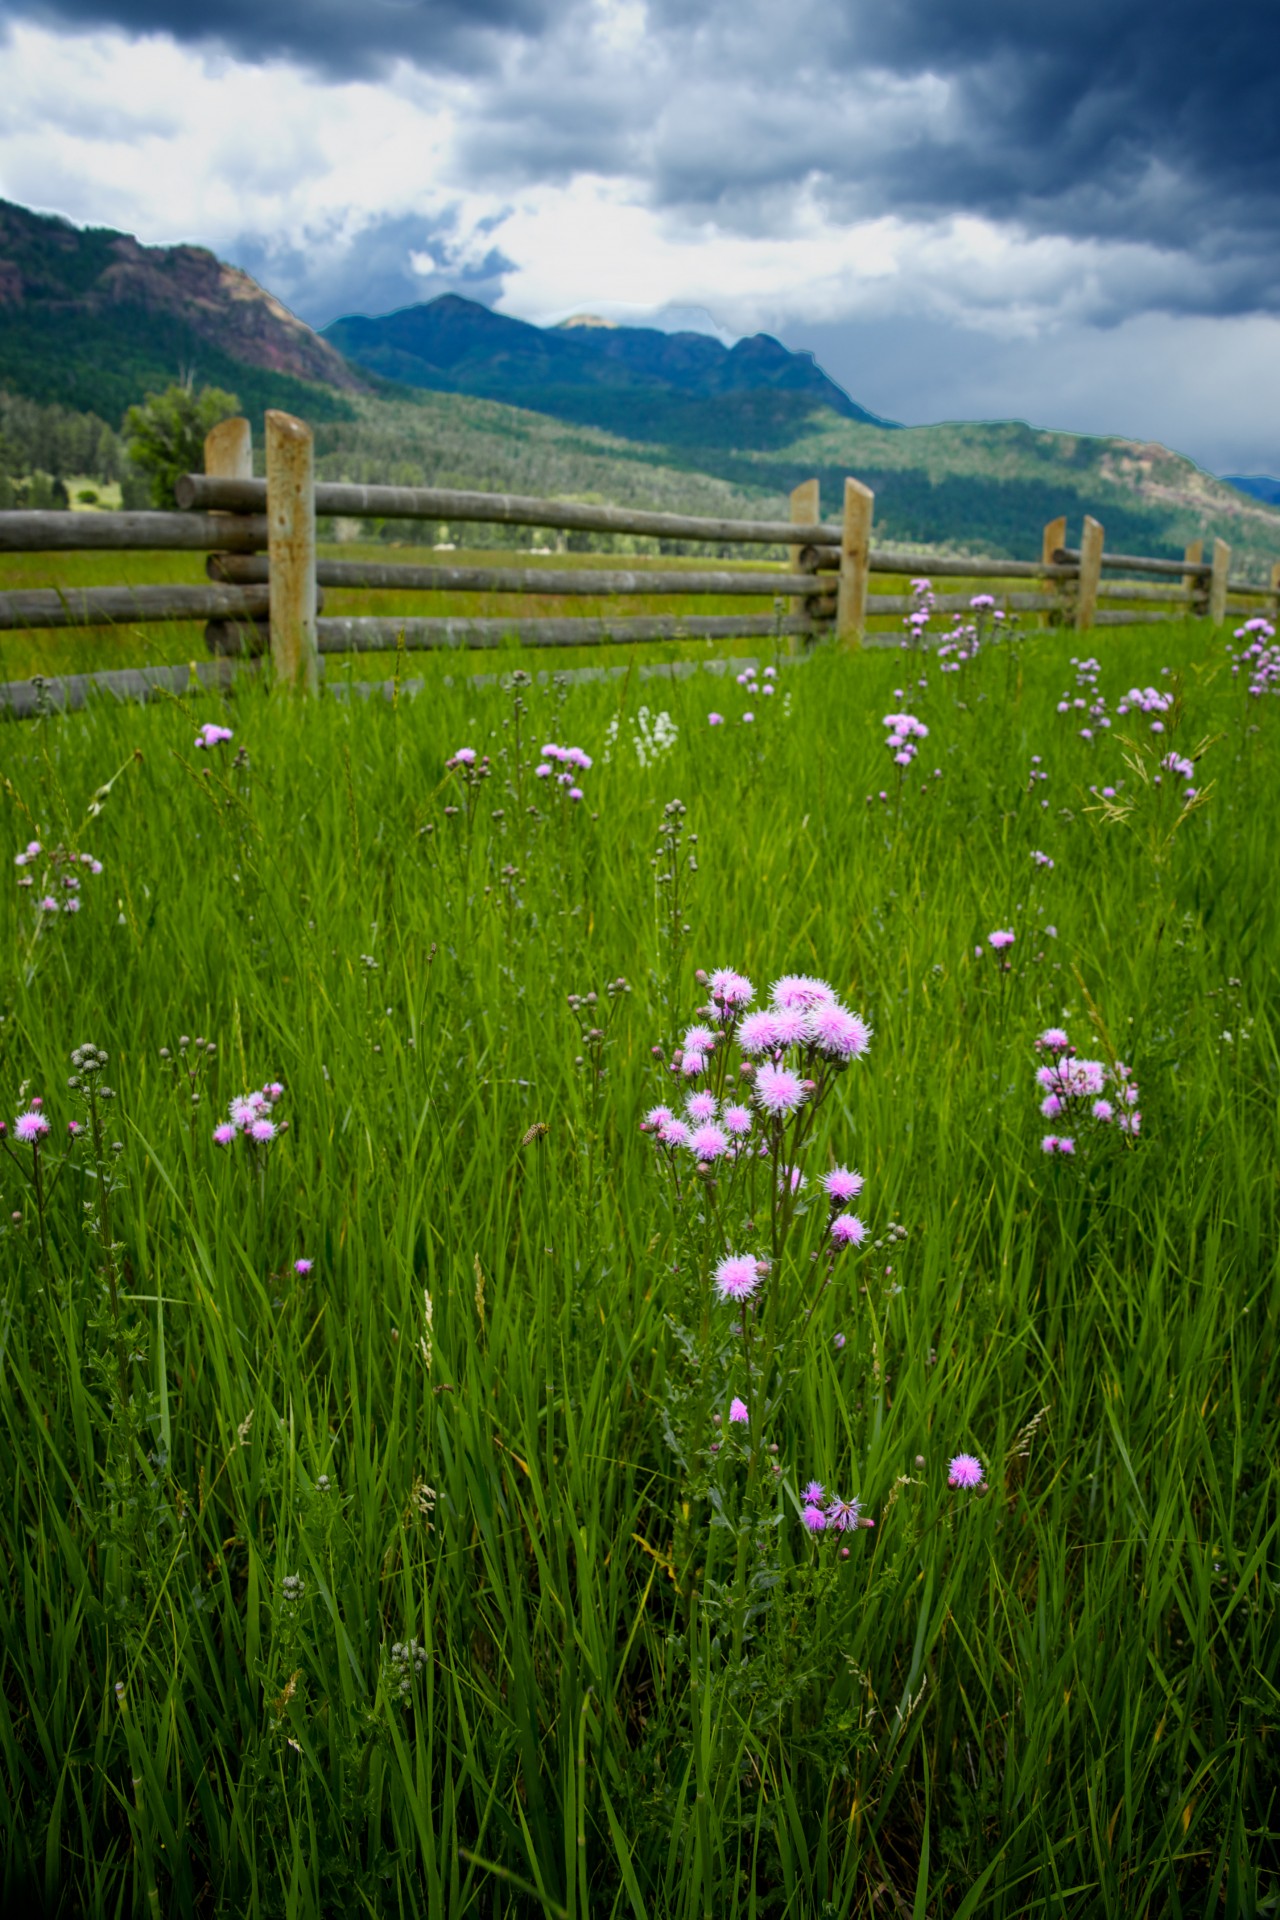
left=1208, top=538, right=1230, bottom=627
left=836, top=477, right=874, bottom=649
left=1076, top=516, right=1103, bottom=632
left=1042, top=515, right=1067, bottom=625
left=203, top=417, right=258, bottom=656
left=265, top=410, right=318, bottom=694
left=1182, top=539, right=1204, bottom=617
left=789, top=479, right=820, bottom=650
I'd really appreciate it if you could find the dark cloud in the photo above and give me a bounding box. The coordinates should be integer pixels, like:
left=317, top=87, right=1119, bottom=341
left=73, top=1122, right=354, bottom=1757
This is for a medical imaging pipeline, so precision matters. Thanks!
left=5, top=0, right=1278, bottom=322
left=0, top=0, right=562, bottom=79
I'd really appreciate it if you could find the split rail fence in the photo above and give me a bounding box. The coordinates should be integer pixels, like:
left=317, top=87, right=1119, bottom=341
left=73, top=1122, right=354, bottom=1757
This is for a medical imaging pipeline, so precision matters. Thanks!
left=2, top=409, right=1279, bottom=704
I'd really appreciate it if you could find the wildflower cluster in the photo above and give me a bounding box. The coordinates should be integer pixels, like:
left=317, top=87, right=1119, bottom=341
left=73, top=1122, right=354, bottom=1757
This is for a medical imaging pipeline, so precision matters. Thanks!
left=798, top=1479, right=871, bottom=1536
left=642, top=967, right=872, bottom=1297
left=13, top=840, right=103, bottom=918
left=602, top=705, right=678, bottom=767
left=1115, top=683, right=1174, bottom=731
left=936, top=593, right=1007, bottom=673
left=534, top=741, right=591, bottom=802
left=1034, top=1027, right=1141, bottom=1154
left=212, top=1082, right=286, bottom=1149
left=388, top=1638, right=428, bottom=1701
left=1229, top=617, right=1280, bottom=698
left=1056, top=656, right=1110, bottom=740
left=883, top=710, right=929, bottom=768
left=902, top=577, right=934, bottom=648
left=195, top=722, right=233, bottom=750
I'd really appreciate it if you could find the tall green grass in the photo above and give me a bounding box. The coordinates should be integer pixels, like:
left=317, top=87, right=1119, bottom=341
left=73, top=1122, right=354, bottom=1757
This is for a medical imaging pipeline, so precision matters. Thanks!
left=0, top=622, right=1275, bottom=1917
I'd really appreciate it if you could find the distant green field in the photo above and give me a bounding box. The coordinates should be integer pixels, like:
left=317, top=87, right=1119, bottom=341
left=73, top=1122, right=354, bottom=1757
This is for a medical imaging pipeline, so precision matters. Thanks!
left=1, top=617, right=1276, bottom=1916
left=0, top=541, right=1206, bottom=687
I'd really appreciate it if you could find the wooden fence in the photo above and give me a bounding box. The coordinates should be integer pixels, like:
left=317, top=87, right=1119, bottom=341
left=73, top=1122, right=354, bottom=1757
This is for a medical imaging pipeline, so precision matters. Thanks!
left=2, top=409, right=1279, bottom=700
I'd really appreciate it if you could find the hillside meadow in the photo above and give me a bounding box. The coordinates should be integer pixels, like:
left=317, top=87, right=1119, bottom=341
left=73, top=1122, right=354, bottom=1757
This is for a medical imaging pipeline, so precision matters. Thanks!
left=0, top=613, right=1277, bottom=1917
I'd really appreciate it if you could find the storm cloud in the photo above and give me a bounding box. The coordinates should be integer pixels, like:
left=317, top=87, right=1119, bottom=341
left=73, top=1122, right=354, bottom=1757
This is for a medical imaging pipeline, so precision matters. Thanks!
left=1, top=0, right=1277, bottom=468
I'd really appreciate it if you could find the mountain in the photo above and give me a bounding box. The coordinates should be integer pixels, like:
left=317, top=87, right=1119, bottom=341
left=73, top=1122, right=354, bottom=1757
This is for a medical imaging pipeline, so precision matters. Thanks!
left=0, top=198, right=364, bottom=422
left=1224, top=475, right=1280, bottom=508
left=323, top=293, right=897, bottom=449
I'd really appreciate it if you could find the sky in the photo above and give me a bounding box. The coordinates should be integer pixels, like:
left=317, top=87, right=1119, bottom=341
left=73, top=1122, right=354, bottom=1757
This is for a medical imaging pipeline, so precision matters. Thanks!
left=1, top=0, right=1276, bottom=474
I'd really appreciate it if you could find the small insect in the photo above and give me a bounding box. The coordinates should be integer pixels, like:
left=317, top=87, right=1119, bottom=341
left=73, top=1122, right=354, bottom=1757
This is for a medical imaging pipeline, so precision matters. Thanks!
left=521, top=1121, right=549, bottom=1146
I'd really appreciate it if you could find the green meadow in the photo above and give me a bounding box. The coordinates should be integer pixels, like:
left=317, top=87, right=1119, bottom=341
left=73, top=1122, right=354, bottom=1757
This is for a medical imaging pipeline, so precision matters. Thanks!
left=0, top=614, right=1276, bottom=1917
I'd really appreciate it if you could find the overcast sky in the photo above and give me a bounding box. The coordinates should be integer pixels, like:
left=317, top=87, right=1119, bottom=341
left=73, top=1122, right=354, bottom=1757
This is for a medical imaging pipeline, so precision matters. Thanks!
left=1, top=0, right=1276, bottom=473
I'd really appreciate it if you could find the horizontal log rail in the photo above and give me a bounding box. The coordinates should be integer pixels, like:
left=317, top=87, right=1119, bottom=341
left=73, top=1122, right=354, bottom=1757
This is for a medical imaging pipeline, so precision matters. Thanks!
left=308, top=612, right=813, bottom=654
left=1094, top=580, right=1193, bottom=604
left=0, top=510, right=269, bottom=554
left=175, top=473, right=841, bottom=550
left=1054, top=546, right=1210, bottom=579
left=865, top=589, right=1059, bottom=616
left=208, top=554, right=822, bottom=597
left=1093, top=609, right=1176, bottom=626
left=0, top=582, right=272, bottom=631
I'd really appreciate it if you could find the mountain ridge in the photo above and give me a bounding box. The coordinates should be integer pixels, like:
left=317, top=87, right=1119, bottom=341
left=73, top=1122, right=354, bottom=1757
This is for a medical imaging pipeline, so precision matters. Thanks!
left=323, top=292, right=899, bottom=448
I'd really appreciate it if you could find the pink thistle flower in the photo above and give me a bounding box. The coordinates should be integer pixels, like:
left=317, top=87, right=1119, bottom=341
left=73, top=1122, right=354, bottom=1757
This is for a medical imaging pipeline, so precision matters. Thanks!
left=658, top=1117, right=692, bottom=1149
left=768, top=1006, right=809, bottom=1048
left=212, top=1123, right=237, bottom=1146
left=708, top=712, right=725, bottom=726
left=762, top=665, right=776, bottom=679
left=1118, top=1112, right=1141, bottom=1136
left=294, top=1258, right=314, bottom=1276
left=566, top=747, right=592, bottom=770
left=771, top=974, right=838, bottom=1011
left=1040, top=1134, right=1059, bottom=1153
left=1035, top=1064, right=1061, bottom=1091
left=948, top=1454, right=984, bottom=1490
left=722, top=1103, right=753, bottom=1137
left=1040, top=1094, right=1063, bottom=1118
left=249, top=1118, right=277, bottom=1144
left=801, top=1504, right=827, bottom=1532
left=568, top=786, right=584, bottom=802
left=728, top=1396, right=749, bottom=1424
left=803, top=1480, right=825, bottom=1502
left=1056, top=1136, right=1076, bottom=1154
left=826, top=1496, right=862, bottom=1531
left=196, top=723, right=233, bottom=749
left=682, top=1024, right=715, bottom=1056
left=680, top=1053, right=706, bottom=1078
left=1037, top=1028, right=1070, bottom=1051
left=1092, top=1098, right=1114, bottom=1122
left=685, top=1090, right=717, bottom=1123
left=830, top=1213, right=867, bottom=1248
left=39, top=896, right=60, bottom=913
left=737, top=1011, right=780, bottom=1056
left=806, top=1004, right=872, bottom=1059
left=643, top=1104, right=673, bottom=1132
left=823, top=1167, right=863, bottom=1203
left=708, top=967, right=754, bottom=1009
left=715, top=1254, right=761, bottom=1302
left=742, top=711, right=754, bottom=724
left=67, top=1120, right=83, bottom=1136
left=264, top=1082, right=285, bottom=1103
left=13, top=1111, right=50, bottom=1143
left=229, top=1097, right=259, bottom=1128
left=690, top=1122, right=729, bottom=1162
left=535, top=762, right=552, bottom=778
left=63, top=898, right=81, bottom=914
left=988, top=929, right=1015, bottom=950
left=753, top=1063, right=805, bottom=1117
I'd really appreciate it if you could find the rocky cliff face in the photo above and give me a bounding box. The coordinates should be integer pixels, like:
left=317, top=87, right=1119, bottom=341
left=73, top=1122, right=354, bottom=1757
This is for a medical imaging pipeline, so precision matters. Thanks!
left=0, top=199, right=366, bottom=393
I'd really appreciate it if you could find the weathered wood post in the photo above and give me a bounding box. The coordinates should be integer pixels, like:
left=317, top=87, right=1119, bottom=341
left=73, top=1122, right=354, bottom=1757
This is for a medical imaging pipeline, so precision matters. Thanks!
left=1182, top=538, right=1205, bottom=617
left=265, top=410, right=318, bottom=694
left=836, top=477, right=873, bottom=649
left=203, top=417, right=258, bottom=657
left=1076, top=515, right=1103, bottom=633
left=1208, top=538, right=1231, bottom=627
left=1042, top=515, right=1068, bottom=626
left=788, top=479, right=820, bottom=650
